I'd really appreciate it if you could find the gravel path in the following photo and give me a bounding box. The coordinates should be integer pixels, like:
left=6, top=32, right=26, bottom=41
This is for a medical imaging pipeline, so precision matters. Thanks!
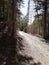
left=18, top=31, right=49, bottom=65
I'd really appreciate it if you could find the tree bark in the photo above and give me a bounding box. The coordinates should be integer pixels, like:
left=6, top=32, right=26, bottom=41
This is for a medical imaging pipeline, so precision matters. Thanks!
left=43, top=2, right=47, bottom=39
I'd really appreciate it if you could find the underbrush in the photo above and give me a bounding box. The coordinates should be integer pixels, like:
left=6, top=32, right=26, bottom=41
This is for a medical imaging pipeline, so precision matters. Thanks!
left=34, top=34, right=43, bottom=38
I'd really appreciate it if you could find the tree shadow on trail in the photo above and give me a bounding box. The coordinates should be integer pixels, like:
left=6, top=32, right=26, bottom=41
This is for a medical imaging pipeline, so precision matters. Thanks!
left=17, top=37, right=41, bottom=65
left=41, top=39, right=49, bottom=44
left=17, top=54, right=41, bottom=65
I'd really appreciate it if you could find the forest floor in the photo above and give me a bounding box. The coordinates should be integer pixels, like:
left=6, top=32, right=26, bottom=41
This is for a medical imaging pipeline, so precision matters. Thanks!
left=17, top=31, right=49, bottom=65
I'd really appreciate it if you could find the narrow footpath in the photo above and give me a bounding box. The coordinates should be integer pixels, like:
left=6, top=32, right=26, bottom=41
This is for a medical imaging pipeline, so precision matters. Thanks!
left=17, top=31, right=49, bottom=65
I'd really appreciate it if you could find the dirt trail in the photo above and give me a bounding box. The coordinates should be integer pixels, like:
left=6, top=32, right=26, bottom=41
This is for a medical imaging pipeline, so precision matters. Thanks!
left=18, top=31, right=49, bottom=65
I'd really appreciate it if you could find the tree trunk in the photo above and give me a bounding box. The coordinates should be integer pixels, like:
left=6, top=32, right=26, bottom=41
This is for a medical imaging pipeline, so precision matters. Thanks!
left=48, top=21, right=49, bottom=39
left=43, top=3, right=47, bottom=39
